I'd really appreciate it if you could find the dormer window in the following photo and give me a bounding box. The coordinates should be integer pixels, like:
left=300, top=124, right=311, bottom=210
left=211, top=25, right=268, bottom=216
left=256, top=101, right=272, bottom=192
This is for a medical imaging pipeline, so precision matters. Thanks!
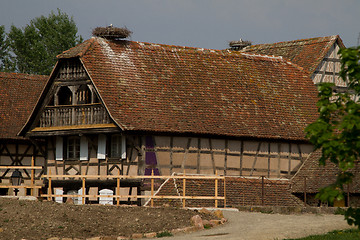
left=37, top=58, right=111, bottom=128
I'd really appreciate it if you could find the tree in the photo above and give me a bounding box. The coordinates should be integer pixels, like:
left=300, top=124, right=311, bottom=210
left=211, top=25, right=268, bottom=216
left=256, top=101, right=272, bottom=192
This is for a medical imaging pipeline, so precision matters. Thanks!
left=305, top=46, right=360, bottom=228
left=0, top=25, right=13, bottom=72
left=7, top=9, right=83, bottom=75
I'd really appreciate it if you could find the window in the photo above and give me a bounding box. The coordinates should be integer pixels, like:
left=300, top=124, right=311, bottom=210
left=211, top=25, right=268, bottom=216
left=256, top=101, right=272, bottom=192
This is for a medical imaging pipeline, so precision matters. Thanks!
left=55, top=136, right=88, bottom=161
left=67, top=136, right=80, bottom=160
left=110, top=135, right=126, bottom=159
left=58, top=86, right=72, bottom=105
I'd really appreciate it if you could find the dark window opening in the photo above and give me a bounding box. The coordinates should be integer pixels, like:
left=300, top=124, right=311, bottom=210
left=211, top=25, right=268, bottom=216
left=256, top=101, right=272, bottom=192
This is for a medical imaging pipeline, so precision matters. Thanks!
left=58, top=86, right=72, bottom=105
left=110, top=135, right=122, bottom=158
left=67, top=136, right=80, bottom=160
left=93, top=93, right=100, bottom=103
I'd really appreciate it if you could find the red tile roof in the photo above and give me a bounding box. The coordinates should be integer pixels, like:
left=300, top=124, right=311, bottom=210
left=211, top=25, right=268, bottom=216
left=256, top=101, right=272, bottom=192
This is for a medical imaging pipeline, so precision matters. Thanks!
left=56, top=37, right=319, bottom=141
left=0, top=72, right=48, bottom=139
left=291, top=150, right=360, bottom=193
left=241, top=35, right=345, bottom=76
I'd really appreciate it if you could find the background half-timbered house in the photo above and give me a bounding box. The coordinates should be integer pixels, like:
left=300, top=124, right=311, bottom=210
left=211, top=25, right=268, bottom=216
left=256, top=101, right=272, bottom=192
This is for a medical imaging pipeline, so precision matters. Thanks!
left=239, top=36, right=360, bottom=206
left=0, top=72, right=48, bottom=196
left=240, top=35, right=345, bottom=88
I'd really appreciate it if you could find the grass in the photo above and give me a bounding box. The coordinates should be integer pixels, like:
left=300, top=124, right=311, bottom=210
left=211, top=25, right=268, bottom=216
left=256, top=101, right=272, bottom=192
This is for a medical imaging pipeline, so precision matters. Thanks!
left=156, top=231, right=173, bottom=238
left=284, top=229, right=360, bottom=240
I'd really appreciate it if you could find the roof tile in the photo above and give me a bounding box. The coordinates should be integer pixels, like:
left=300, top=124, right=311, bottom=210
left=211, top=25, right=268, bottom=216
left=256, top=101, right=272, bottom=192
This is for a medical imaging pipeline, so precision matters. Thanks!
left=241, top=35, right=344, bottom=76
left=0, top=72, right=48, bottom=139
left=60, top=37, right=320, bottom=141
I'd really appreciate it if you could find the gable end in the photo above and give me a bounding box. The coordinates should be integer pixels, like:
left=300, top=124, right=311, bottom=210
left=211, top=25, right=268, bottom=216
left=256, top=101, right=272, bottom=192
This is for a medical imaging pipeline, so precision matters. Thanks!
left=23, top=58, right=119, bottom=137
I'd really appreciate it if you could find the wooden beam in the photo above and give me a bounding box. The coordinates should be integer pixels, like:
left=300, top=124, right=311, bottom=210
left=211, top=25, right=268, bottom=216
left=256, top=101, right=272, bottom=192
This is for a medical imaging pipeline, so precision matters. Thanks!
left=240, top=141, right=243, bottom=176
left=154, top=147, right=303, bottom=161
left=0, top=166, right=43, bottom=169
left=277, top=143, right=281, bottom=178
left=0, top=185, right=42, bottom=189
left=267, top=143, right=271, bottom=178
left=314, top=70, right=340, bottom=76
left=322, top=57, right=341, bottom=62
left=209, top=139, right=216, bottom=174
left=41, top=174, right=224, bottom=180
left=288, top=143, right=292, bottom=178
left=224, top=139, right=228, bottom=175
left=169, top=136, right=174, bottom=174
left=40, top=194, right=225, bottom=200
left=196, top=138, right=201, bottom=174
left=250, top=142, right=262, bottom=176
left=181, top=138, right=192, bottom=172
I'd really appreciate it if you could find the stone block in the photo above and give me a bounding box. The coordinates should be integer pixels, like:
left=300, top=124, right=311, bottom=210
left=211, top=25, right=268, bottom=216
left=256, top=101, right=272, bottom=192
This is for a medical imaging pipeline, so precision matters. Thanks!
left=144, top=232, right=157, bottom=238
left=213, top=210, right=224, bottom=219
left=131, top=233, right=143, bottom=239
left=190, top=215, right=204, bottom=229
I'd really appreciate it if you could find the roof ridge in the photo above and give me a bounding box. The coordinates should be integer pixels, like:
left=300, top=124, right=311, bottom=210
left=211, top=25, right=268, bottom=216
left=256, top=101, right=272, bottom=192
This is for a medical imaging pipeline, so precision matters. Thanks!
left=57, top=38, right=95, bottom=59
left=0, top=72, right=48, bottom=78
left=240, top=52, right=307, bottom=73
left=133, top=40, right=223, bottom=53
left=240, top=52, right=284, bottom=61
left=248, top=35, right=339, bottom=49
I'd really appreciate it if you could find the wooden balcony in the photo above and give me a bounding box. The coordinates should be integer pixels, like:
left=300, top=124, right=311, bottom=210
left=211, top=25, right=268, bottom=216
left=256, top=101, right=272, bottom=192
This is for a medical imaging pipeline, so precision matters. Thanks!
left=39, top=104, right=111, bottom=128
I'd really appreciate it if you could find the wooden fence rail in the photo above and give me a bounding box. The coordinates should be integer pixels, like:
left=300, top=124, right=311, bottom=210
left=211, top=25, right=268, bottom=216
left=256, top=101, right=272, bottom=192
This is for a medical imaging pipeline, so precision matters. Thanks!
left=0, top=158, right=44, bottom=196
left=41, top=170, right=226, bottom=208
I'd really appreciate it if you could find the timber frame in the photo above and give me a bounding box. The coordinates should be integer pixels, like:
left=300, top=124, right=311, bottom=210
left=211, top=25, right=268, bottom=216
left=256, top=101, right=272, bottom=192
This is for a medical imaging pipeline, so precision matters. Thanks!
left=0, top=139, right=46, bottom=196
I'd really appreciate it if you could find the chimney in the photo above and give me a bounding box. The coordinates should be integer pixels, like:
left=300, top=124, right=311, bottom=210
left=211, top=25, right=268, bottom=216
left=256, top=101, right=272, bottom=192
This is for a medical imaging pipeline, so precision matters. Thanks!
left=229, top=39, right=252, bottom=51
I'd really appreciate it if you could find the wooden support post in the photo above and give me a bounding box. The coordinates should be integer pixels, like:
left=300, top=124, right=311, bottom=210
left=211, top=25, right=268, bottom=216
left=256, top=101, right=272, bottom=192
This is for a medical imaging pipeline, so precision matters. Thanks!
left=48, top=170, right=52, bottom=201
left=215, top=170, right=218, bottom=208
left=224, top=176, right=226, bottom=208
left=261, top=176, right=264, bottom=206
left=117, top=169, right=120, bottom=206
left=31, top=156, right=35, bottom=196
left=304, top=177, right=307, bottom=206
left=82, top=177, right=85, bottom=205
left=239, top=141, right=243, bottom=176
left=151, top=169, right=154, bottom=207
left=182, top=170, right=186, bottom=208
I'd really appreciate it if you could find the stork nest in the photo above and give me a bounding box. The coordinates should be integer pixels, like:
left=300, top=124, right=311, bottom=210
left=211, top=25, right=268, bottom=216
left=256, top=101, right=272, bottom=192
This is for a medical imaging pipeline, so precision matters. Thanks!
left=229, top=40, right=252, bottom=47
left=92, top=26, right=132, bottom=39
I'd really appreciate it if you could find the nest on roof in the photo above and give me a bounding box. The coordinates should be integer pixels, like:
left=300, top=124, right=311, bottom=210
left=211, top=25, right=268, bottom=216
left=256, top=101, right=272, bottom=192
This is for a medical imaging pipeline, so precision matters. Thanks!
left=229, top=40, right=252, bottom=47
left=92, top=26, right=132, bottom=39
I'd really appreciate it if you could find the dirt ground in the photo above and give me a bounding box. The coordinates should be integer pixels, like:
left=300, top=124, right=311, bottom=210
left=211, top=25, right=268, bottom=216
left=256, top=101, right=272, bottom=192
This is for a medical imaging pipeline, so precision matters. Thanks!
left=0, top=197, right=215, bottom=240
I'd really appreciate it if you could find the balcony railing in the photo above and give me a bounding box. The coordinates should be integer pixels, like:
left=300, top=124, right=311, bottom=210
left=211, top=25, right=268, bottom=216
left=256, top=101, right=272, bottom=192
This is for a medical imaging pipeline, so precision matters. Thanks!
left=39, top=104, right=111, bottom=128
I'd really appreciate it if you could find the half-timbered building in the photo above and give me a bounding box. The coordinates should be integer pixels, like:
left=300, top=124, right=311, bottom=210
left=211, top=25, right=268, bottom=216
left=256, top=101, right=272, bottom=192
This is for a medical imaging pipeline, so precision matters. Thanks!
left=18, top=34, right=319, bottom=197
left=0, top=72, right=48, bottom=195
left=240, top=35, right=345, bottom=88
left=240, top=36, right=360, bottom=206
left=0, top=33, right=352, bottom=207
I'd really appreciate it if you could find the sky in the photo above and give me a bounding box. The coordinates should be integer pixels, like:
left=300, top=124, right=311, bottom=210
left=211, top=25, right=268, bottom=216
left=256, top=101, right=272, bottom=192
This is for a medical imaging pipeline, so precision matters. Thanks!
left=1, top=0, right=359, bottom=50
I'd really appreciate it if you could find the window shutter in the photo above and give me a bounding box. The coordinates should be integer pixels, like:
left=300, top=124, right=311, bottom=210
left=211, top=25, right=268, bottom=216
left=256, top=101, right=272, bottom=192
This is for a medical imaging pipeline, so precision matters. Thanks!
left=97, top=134, right=106, bottom=159
left=80, top=136, right=88, bottom=161
left=121, top=136, right=126, bottom=160
left=55, top=136, right=63, bottom=161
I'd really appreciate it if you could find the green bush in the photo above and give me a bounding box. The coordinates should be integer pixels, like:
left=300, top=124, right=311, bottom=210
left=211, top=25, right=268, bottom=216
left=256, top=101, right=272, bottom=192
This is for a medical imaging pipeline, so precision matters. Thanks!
left=285, top=229, right=360, bottom=240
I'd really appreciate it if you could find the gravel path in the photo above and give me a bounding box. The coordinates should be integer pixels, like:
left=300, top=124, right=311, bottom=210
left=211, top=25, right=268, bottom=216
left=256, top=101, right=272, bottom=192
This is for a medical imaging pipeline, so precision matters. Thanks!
left=167, top=209, right=353, bottom=240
